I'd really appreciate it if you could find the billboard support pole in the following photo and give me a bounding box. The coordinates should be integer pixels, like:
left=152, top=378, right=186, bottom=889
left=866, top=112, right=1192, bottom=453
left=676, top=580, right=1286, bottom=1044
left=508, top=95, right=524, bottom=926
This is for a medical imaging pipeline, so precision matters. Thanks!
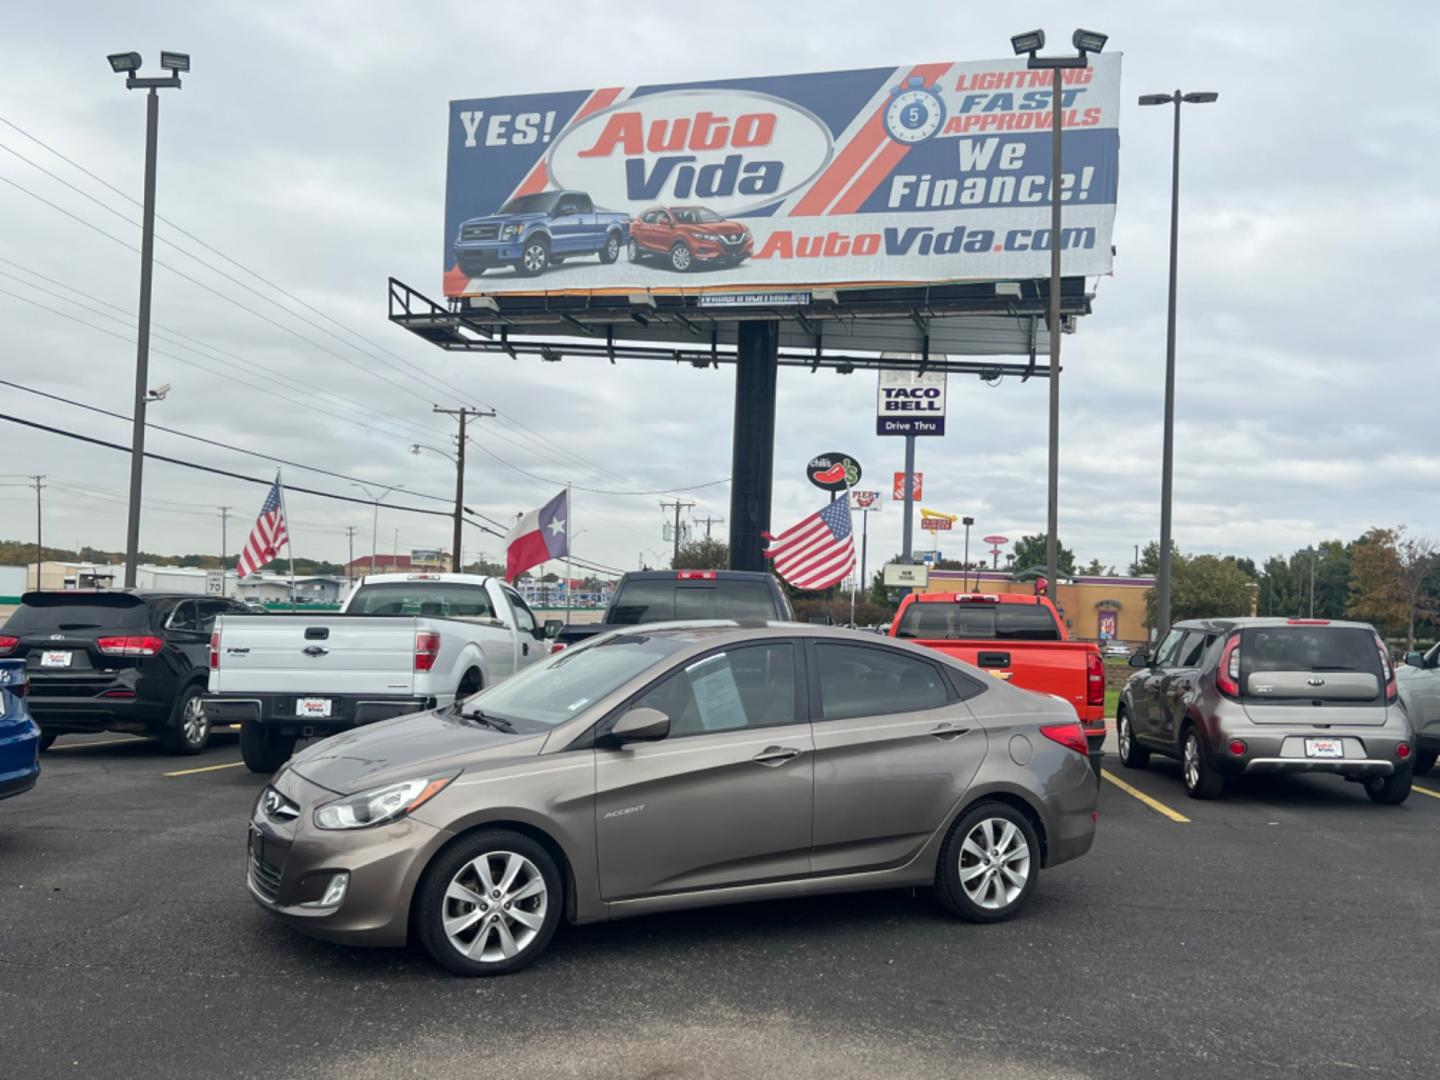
left=1045, top=63, right=1062, bottom=602
left=728, top=321, right=778, bottom=573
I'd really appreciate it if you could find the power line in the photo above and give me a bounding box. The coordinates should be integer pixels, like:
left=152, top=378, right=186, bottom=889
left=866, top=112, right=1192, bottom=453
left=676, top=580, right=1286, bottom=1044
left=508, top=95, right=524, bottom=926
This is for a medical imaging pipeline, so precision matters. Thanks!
left=465, top=433, right=730, bottom=496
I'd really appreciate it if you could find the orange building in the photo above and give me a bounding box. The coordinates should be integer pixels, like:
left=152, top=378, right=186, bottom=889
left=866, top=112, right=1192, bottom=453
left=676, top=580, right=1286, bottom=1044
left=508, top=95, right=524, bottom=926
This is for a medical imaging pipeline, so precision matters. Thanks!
left=926, top=569, right=1155, bottom=646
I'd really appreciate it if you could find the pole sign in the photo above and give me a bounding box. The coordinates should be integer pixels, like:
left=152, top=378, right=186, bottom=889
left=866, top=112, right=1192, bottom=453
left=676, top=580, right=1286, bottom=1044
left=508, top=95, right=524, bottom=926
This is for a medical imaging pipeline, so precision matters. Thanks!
left=877, top=369, right=946, bottom=436
left=892, top=472, right=923, bottom=500
left=850, top=489, right=882, bottom=512
left=883, top=563, right=930, bottom=588
left=807, top=452, right=861, bottom=492
left=205, top=570, right=224, bottom=596
left=444, top=56, right=1122, bottom=298
left=920, top=517, right=953, bottom=532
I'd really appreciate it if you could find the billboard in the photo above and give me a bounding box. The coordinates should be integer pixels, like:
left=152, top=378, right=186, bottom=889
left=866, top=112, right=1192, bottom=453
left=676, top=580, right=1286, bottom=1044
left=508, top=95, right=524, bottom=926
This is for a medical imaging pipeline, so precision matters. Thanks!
left=878, top=368, right=946, bottom=436
left=850, top=490, right=882, bottom=512
left=444, top=56, right=1121, bottom=297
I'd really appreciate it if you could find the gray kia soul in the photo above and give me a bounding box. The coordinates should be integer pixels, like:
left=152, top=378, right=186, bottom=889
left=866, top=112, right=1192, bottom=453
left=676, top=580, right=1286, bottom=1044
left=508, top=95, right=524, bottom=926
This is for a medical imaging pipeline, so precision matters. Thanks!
left=1116, top=618, right=1415, bottom=803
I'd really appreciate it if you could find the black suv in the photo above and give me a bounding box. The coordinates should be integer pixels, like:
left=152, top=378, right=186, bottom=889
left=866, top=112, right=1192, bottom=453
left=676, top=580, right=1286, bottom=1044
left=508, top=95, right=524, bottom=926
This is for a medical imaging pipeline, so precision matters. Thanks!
left=0, top=591, right=251, bottom=754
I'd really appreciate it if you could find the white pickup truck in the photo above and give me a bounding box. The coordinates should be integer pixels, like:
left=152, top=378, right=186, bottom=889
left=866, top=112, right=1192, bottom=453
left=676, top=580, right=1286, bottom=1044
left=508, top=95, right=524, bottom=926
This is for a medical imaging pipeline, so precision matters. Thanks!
left=205, top=573, right=558, bottom=772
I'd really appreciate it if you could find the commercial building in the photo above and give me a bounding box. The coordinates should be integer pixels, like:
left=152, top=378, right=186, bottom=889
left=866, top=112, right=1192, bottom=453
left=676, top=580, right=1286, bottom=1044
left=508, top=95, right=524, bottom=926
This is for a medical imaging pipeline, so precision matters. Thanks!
left=926, top=569, right=1157, bottom=646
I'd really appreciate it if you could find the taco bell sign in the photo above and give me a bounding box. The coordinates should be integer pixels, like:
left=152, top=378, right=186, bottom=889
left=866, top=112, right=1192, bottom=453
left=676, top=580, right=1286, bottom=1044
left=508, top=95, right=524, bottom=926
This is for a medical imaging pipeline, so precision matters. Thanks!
left=877, top=369, right=946, bottom=436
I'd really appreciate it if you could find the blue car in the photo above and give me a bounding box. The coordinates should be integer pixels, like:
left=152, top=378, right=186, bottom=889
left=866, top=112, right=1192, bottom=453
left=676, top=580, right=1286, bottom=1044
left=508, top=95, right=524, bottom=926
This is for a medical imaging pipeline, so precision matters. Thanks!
left=0, top=660, right=40, bottom=800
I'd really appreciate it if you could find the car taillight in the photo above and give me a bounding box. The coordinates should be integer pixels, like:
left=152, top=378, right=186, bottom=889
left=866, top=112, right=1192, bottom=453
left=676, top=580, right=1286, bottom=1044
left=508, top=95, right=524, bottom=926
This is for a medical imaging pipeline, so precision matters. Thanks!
left=1374, top=632, right=1396, bottom=704
left=677, top=571, right=717, bottom=580
left=414, top=631, right=441, bottom=672
left=1040, top=722, right=1088, bottom=756
left=1216, top=634, right=1241, bottom=697
left=0, top=635, right=17, bottom=655
left=96, top=635, right=165, bottom=657
left=209, top=630, right=221, bottom=670
left=1287, top=618, right=1330, bottom=625
left=1086, top=650, right=1105, bottom=706
left=955, top=594, right=1001, bottom=603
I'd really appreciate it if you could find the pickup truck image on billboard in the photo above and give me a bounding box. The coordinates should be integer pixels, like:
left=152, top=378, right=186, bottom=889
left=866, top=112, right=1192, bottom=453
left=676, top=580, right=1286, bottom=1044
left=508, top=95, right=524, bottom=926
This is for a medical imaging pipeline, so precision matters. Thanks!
left=453, top=190, right=629, bottom=278
left=444, top=56, right=1120, bottom=297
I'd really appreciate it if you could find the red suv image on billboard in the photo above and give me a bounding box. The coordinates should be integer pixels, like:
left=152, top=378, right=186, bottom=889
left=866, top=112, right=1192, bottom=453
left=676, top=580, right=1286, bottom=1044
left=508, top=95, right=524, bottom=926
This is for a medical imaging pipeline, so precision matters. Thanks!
left=627, top=206, right=754, bottom=272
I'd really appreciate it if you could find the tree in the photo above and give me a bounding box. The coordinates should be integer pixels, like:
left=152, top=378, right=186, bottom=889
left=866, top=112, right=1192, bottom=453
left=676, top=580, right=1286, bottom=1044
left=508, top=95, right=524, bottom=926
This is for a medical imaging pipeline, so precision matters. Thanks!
left=671, top=537, right=729, bottom=570
left=1011, top=533, right=1075, bottom=576
left=1080, top=557, right=1115, bottom=576
left=1144, top=552, right=1256, bottom=627
left=1348, top=527, right=1440, bottom=650
left=1129, top=539, right=1178, bottom=577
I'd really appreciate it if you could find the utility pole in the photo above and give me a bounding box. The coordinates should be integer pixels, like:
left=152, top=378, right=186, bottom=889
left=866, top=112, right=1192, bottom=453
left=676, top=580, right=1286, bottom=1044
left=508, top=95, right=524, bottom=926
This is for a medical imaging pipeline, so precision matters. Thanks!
left=660, top=500, right=695, bottom=566
left=345, top=526, right=358, bottom=584
left=31, top=475, right=45, bottom=592
left=433, top=405, right=495, bottom=571
left=698, top=514, right=725, bottom=540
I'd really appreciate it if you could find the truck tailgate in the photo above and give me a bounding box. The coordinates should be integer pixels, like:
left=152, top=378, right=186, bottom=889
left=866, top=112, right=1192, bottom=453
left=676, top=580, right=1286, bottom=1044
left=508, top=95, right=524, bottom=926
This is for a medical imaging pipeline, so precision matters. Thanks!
left=211, top=616, right=418, bottom=697
left=912, top=639, right=1097, bottom=717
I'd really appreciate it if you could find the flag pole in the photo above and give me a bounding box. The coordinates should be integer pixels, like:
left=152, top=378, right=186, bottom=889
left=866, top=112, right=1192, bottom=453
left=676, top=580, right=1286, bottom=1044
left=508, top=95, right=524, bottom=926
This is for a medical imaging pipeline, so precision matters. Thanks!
left=275, top=468, right=296, bottom=607
left=564, top=484, right=572, bottom=626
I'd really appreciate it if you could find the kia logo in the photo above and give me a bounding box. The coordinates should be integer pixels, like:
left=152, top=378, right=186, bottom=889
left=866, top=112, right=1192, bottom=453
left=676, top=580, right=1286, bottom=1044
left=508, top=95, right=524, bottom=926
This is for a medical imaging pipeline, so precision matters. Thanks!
left=1307, top=676, right=1326, bottom=687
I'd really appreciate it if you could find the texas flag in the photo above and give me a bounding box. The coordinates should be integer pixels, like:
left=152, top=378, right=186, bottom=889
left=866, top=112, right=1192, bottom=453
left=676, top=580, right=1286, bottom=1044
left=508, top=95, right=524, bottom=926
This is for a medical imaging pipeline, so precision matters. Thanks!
left=505, top=489, right=569, bottom=582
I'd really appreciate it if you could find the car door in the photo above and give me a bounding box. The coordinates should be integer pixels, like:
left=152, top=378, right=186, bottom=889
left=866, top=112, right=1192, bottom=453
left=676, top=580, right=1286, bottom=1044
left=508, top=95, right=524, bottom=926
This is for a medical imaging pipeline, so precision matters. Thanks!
left=649, top=209, right=676, bottom=253
left=808, top=640, right=988, bottom=875
left=1156, top=631, right=1212, bottom=743
left=594, top=639, right=812, bottom=901
left=1405, top=645, right=1440, bottom=749
left=501, top=587, right=543, bottom=672
left=569, top=192, right=597, bottom=249
left=164, top=600, right=211, bottom=671
left=550, top=194, right=585, bottom=253
left=1132, top=629, right=1184, bottom=742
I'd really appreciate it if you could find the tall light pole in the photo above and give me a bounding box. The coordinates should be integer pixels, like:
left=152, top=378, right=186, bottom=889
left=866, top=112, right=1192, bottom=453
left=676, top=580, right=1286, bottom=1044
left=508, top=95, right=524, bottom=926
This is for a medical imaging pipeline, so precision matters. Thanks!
left=1010, top=29, right=1107, bottom=599
left=107, top=50, right=187, bottom=588
left=961, top=516, right=975, bottom=591
left=351, top=483, right=404, bottom=577
left=1139, top=88, right=1218, bottom=636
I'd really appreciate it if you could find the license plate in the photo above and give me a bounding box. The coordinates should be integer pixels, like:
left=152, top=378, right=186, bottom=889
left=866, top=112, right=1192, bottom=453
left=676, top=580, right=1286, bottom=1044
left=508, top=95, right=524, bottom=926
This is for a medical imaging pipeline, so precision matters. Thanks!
left=295, top=697, right=332, bottom=718
left=40, top=650, right=72, bottom=668
left=1305, top=738, right=1344, bottom=759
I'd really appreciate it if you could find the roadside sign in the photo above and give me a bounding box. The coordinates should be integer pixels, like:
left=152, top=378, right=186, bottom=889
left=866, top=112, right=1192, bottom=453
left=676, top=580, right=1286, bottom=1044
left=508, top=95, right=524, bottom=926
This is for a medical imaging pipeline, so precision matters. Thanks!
left=877, top=368, right=947, bottom=437
left=892, top=472, right=923, bottom=500
left=850, top=489, right=881, bottom=512
left=919, top=550, right=943, bottom=564
left=807, top=452, right=861, bottom=492
left=883, top=563, right=929, bottom=588
left=982, top=534, right=1008, bottom=545
left=920, top=517, right=952, bottom=532
left=205, top=570, right=224, bottom=596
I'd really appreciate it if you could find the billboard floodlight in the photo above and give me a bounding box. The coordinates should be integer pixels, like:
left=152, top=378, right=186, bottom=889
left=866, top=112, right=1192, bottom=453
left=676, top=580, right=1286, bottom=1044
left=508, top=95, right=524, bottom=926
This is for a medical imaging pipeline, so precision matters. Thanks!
left=108, top=51, right=142, bottom=73
left=1010, top=30, right=1045, bottom=55
left=1072, top=29, right=1108, bottom=54
left=160, top=51, right=191, bottom=72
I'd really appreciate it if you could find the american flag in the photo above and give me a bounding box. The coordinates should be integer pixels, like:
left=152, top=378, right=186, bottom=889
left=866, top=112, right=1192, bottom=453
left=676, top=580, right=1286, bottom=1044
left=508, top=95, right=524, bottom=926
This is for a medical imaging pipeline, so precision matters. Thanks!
left=237, top=475, right=289, bottom=578
left=765, top=497, right=855, bottom=590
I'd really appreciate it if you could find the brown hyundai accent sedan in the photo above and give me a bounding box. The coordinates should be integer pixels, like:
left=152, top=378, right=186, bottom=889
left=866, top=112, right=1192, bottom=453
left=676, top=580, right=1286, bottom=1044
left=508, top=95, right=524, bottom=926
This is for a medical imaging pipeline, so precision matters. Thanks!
left=247, top=623, right=1099, bottom=975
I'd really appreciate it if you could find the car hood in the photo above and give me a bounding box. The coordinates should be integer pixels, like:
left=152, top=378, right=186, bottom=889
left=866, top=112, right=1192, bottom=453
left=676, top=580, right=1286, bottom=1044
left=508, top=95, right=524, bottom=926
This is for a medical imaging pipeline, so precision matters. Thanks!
left=685, top=221, right=748, bottom=236
left=287, top=708, right=548, bottom=795
left=462, top=211, right=547, bottom=227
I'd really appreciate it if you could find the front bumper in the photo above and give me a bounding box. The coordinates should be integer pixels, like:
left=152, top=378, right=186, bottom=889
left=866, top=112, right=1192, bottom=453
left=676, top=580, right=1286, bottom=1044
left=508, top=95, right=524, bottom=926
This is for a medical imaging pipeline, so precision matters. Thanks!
left=247, top=766, right=453, bottom=947
left=454, top=240, right=524, bottom=270
left=207, top=693, right=431, bottom=735
left=693, top=237, right=753, bottom=261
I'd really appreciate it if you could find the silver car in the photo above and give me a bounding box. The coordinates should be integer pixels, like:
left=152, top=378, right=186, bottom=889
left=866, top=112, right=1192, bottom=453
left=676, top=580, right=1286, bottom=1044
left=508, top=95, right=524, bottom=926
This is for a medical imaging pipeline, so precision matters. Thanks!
left=1116, top=617, right=1415, bottom=802
left=247, top=623, right=1098, bottom=975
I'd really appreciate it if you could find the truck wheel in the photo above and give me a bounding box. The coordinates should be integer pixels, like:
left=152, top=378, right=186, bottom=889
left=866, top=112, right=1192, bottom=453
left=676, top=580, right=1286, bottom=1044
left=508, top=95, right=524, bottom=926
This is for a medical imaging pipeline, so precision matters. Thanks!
left=457, top=670, right=483, bottom=702
left=240, top=722, right=296, bottom=774
left=160, top=683, right=212, bottom=755
left=516, top=237, right=549, bottom=277
left=599, top=231, right=621, bottom=264
left=669, top=241, right=693, bottom=272
left=627, top=237, right=642, bottom=262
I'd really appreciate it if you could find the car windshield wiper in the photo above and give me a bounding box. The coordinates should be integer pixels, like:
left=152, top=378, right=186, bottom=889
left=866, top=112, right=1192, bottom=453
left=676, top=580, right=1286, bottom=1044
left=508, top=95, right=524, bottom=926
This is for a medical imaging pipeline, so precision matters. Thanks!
left=458, top=707, right=515, bottom=733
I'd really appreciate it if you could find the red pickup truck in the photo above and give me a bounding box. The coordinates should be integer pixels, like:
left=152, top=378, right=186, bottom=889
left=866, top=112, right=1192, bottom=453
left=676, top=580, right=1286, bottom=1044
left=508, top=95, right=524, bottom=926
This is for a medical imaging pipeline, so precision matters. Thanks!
left=890, top=592, right=1106, bottom=764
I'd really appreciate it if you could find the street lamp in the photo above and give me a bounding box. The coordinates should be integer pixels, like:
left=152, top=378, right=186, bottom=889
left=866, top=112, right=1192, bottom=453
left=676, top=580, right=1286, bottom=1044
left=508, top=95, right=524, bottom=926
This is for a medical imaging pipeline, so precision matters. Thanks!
left=351, top=482, right=404, bottom=577
left=1010, top=28, right=1107, bottom=602
left=1139, top=88, right=1218, bottom=637
left=961, top=516, right=975, bottom=591
left=108, top=50, right=188, bottom=589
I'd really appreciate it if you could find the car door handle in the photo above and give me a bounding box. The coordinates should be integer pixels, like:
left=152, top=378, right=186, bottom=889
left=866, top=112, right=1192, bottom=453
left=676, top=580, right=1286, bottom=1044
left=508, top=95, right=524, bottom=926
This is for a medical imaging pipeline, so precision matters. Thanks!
left=753, top=746, right=803, bottom=766
left=929, top=722, right=970, bottom=740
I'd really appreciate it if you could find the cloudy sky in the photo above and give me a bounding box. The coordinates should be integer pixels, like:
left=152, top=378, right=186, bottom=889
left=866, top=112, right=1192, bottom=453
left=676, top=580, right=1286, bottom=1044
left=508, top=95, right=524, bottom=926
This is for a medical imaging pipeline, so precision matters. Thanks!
left=3, top=0, right=1435, bottom=578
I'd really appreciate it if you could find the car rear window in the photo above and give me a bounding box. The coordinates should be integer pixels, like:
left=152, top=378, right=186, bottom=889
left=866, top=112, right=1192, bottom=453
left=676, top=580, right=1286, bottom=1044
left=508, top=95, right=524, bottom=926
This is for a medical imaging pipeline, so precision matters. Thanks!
left=895, top=602, right=1060, bottom=641
left=346, top=583, right=495, bottom=620
left=610, top=581, right=776, bottom=625
left=1238, top=626, right=1385, bottom=703
left=4, top=594, right=149, bottom=633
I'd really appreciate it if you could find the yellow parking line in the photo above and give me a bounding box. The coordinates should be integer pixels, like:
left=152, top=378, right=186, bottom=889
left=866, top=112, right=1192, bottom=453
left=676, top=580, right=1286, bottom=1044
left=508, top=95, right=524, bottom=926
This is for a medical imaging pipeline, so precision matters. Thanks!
left=1101, top=768, right=1191, bottom=823
left=164, top=761, right=246, bottom=777
left=1413, top=784, right=1440, bottom=800
left=49, top=737, right=152, bottom=750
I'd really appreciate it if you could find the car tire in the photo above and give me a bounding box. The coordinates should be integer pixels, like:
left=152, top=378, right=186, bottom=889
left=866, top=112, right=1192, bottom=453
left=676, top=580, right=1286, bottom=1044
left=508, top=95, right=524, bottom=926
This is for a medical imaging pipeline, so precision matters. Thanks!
left=239, top=722, right=296, bottom=774
left=1366, top=766, right=1413, bottom=805
left=38, top=732, right=57, bottom=752
left=599, top=231, right=621, bottom=264
left=456, top=669, right=483, bottom=703
left=159, top=683, right=212, bottom=755
left=1181, top=727, right=1224, bottom=799
left=1413, top=750, right=1437, bottom=777
left=515, top=237, right=550, bottom=277
left=1117, top=708, right=1150, bottom=769
left=933, top=800, right=1040, bottom=924
left=415, top=829, right=563, bottom=976
left=627, top=237, right=642, bottom=262
left=669, top=241, right=693, bottom=272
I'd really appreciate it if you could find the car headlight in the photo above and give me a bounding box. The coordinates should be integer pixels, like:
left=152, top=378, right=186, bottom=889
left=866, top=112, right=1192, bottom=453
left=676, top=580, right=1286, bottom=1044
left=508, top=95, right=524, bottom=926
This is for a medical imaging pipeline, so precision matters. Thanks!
left=313, top=774, right=457, bottom=830
left=694, top=231, right=719, bottom=242
left=501, top=224, right=523, bottom=239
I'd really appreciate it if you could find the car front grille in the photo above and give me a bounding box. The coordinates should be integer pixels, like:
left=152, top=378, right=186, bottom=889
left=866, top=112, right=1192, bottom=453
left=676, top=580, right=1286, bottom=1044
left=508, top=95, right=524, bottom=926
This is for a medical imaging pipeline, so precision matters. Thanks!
left=249, top=852, right=282, bottom=903
left=718, top=234, right=747, bottom=246
left=462, top=224, right=499, bottom=241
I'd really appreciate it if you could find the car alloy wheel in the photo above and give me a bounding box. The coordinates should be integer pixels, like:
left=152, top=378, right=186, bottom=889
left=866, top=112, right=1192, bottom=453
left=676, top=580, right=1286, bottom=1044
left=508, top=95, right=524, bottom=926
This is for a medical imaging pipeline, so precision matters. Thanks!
left=1118, top=715, right=1132, bottom=759
left=958, top=816, right=1031, bottom=911
left=442, top=850, right=548, bottom=964
left=627, top=237, right=641, bottom=261
left=670, top=243, right=692, bottom=271
left=522, top=242, right=548, bottom=274
left=605, top=235, right=620, bottom=261
left=1183, top=733, right=1201, bottom=792
left=180, top=694, right=210, bottom=748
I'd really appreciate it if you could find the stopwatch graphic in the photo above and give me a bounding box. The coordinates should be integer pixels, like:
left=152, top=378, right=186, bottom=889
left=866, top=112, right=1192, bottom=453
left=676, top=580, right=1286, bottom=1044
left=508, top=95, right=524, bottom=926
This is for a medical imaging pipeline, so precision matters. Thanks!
left=883, top=77, right=946, bottom=144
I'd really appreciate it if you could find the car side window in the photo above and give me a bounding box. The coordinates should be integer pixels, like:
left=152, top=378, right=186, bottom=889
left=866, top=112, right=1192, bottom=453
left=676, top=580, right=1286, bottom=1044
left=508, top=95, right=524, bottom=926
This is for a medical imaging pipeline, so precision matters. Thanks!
left=629, top=643, right=798, bottom=738
left=1153, top=629, right=1185, bottom=668
left=1176, top=631, right=1209, bottom=669
left=195, top=600, right=230, bottom=635
left=657, top=211, right=673, bottom=226
left=168, top=601, right=197, bottom=632
left=815, top=642, right=948, bottom=722
left=570, top=194, right=593, bottom=214
left=504, top=589, right=537, bottom=636
left=557, top=198, right=579, bottom=215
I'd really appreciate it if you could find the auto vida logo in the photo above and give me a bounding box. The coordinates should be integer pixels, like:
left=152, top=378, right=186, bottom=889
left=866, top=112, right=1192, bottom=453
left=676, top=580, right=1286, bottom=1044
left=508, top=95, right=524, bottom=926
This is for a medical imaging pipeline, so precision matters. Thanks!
left=1307, top=676, right=1327, bottom=687
left=546, top=90, right=834, bottom=217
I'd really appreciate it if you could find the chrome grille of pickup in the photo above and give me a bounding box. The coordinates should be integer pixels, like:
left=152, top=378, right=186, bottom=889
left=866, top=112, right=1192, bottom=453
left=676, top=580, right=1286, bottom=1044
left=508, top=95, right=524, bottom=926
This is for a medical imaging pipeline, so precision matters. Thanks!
left=461, top=223, right=499, bottom=241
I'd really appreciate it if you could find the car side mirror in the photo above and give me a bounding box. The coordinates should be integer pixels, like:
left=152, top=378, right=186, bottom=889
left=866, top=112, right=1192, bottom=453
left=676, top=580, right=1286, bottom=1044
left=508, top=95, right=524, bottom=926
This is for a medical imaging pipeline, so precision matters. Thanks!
left=1405, top=651, right=1424, bottom=668
left=1128, top=651, right=1150, bottom=669
left=543, top=619, right=564, bottom=639
left=606, top=707, right=670, bottom=745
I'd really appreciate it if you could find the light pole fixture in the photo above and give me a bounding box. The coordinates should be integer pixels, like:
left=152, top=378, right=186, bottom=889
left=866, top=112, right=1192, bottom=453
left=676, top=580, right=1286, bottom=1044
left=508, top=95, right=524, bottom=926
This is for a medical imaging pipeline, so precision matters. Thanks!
left=1139, top=87, right=1218, bottom=637
left=1009, top=29, right=1106, bottom=603
left=351, top=482, right=404, bottom=577
left=961, top=516, right=975, bottom=591
left=109, top=50, right=188, bottom=588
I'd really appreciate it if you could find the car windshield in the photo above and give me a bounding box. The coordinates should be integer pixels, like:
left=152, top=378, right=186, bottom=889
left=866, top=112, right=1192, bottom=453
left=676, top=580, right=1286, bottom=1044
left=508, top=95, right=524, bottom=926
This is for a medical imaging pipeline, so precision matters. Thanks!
left=498, top=192, right=560, bottom=215
left=5, top=594, right=148, bottom=633
left=464, top=632, right=686, bottom=727
left=895, top=602, right=1060, bottom=641
left=672, top=207, right=723, bottom=224
left=609, top=580, right=776, bottom=624
left=347, top=582, right=495, bottom=620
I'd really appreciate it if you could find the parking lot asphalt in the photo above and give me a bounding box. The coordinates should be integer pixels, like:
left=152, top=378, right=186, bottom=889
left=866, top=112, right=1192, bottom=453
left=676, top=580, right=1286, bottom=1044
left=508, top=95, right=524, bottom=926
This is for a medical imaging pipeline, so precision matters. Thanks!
left=2, top=731, right=1438, bottom=1080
